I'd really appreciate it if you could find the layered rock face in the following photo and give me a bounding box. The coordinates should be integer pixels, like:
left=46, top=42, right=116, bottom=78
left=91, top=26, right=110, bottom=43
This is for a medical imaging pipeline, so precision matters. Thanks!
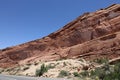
left=0, top=4, right=120, bottom=68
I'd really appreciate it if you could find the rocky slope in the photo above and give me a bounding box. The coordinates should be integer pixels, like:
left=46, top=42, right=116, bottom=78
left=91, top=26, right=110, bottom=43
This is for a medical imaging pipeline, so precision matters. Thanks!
left=0, top=4, right=120, bottom=68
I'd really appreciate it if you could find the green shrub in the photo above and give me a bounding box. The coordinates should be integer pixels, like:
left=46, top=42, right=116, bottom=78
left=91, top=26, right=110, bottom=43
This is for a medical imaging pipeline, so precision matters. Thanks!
left=73, top=72, right=80, bottom=77
left=94, top=58, right=108, bottom=64
left=72, top=62, right=120, bottom=80
left=80, top=71, right=89, bottom=77
left=90, top=62, right=120, bottom=80
left=35, top=64, right=48, bottom=76
left=58, top=70, right=69, bottom=77
left=90, top=68, right=105, bottom=79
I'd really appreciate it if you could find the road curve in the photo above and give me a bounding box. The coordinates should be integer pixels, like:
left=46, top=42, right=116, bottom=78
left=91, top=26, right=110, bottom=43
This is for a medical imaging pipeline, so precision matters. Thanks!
left=0, top=74, right=71, bottom=80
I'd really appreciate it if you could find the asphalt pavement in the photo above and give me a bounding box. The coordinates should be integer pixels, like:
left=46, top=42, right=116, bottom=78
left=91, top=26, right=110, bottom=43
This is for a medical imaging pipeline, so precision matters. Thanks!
left=0, top=74, right=71, bottom=80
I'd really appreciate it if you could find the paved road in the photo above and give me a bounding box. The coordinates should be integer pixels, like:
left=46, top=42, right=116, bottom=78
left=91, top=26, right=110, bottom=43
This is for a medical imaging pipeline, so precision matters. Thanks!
left=0, top=74, right=71, bottom=80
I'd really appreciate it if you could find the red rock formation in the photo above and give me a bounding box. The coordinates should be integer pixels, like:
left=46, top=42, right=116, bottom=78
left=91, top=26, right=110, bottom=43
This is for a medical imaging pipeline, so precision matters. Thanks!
left=0, top=4, right=120, bottom=68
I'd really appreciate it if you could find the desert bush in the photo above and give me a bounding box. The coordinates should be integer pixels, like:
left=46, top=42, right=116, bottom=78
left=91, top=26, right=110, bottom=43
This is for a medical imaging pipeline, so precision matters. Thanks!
left=35, top=64, right=48, bottom=76
left=94, top=58, right=108, bottom=64
left=73, top=72, right=80, bottom=77
left=80, top=71, right=89, bottom=77
left=90, top=62, right=120, bottom=80
left=90, top=67, right=105, bottom=79
left=58, top=70, right=69, bottom=77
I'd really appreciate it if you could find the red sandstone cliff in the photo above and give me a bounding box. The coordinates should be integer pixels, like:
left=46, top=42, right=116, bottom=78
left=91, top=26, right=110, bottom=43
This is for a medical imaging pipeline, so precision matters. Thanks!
left=0, top=4, right=120, bottom=68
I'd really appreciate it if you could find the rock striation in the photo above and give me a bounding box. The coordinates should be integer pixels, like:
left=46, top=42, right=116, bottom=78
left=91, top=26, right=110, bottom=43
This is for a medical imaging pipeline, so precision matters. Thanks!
left=0, top=4, right=120, bottom=68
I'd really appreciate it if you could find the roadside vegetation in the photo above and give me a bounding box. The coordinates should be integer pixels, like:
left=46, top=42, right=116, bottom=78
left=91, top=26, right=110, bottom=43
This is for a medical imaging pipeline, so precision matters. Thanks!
left=35, top=64, right=48, bottom=76
left=35, top=63, right=56, bottom=77
left=93, top=57, right=109, bottom=64
left=89, top=62, right=120, bottom=80
left=1, top=57, right=120, bottom=80
left=72, top=58, right=120, bottom=80
left=58, top=70, right=69, bottom=77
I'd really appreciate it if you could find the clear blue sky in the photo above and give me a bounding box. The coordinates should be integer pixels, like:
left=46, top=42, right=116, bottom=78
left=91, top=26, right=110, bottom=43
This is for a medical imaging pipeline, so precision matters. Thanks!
left=0, top=0, right=120, bottom=49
